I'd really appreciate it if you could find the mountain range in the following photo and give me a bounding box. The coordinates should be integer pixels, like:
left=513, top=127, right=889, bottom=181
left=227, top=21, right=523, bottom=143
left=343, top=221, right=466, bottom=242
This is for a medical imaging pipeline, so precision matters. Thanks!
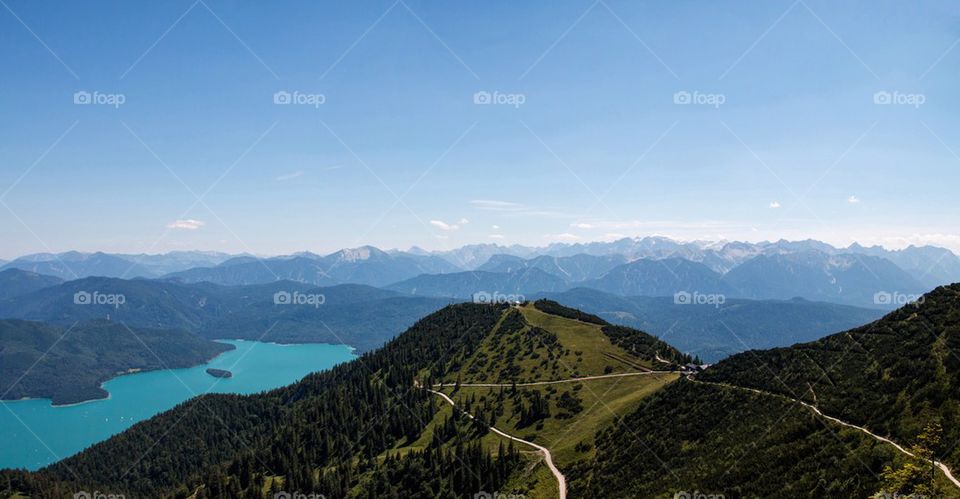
left=164, top=246, right=459, bottom=287
left=388, top=251, right=928, bottom=308
left=534, top=287, right=885, bottom=361
left=0, top=271, right=886, bottom=365
left=4, top=237, right=952, bottom=310
left=7, top=236, right=958, bottom=282
left=0, top=277, right=452, bottom=352
left=432, top=237, right=960, bottom=281
left=0, top=251, right=237, bottom=280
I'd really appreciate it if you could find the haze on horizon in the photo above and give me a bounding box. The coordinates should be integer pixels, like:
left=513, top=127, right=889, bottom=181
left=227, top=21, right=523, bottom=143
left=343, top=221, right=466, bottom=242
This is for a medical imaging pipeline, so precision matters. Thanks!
left=2, top=0, right=958, bottom=258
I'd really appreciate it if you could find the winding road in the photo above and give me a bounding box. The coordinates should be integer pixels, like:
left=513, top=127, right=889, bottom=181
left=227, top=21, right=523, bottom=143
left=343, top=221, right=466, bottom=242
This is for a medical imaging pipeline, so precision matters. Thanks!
left=693, top=379, right=960, bottom=490
left=426, top=388, right=567, bottom=499
left=436, top=370, right=674, bottom=388
left=424, top=370, right=960, bottom=497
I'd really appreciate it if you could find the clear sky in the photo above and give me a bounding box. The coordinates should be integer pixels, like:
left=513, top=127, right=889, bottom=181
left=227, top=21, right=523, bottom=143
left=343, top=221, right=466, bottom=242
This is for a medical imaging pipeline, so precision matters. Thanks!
left=1, top=0, right=958, bottom=259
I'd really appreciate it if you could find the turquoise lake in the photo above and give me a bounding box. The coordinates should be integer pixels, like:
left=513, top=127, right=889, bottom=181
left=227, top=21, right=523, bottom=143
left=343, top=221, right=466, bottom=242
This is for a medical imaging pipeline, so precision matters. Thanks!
left=0, top=340, right=356, bottom=471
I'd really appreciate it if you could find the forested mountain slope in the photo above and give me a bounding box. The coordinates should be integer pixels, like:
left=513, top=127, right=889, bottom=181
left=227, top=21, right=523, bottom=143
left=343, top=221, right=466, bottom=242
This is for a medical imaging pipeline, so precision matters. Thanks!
left=700, top=283, right=960, bottom=469
left=0, top=319, right=232, bottom=405
left=572, top=284, right=960, bottom=498
left=8, top=289, right=958, bottom=498
left=1, top=301, right=688, bottom=498
left=2, top=304, right=510, bottom=497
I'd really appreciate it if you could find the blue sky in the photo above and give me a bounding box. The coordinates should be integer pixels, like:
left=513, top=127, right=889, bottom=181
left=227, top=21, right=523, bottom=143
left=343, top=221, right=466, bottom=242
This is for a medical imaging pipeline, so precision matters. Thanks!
left=1, top=0, right=958, bottom=258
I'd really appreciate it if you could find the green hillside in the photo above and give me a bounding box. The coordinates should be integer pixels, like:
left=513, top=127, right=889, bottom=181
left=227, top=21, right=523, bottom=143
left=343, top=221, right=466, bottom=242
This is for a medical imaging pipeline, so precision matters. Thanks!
left=6, top=289, right=960, bottom=498
left=571, top=284, right=960, bottom=498
left=700, top=284, right=960, bottom=470
left=421, top=301, right=687, bottom=496
left=433, top=301, right=689, bottom=386
left=0, top=301, right=686, bottom=498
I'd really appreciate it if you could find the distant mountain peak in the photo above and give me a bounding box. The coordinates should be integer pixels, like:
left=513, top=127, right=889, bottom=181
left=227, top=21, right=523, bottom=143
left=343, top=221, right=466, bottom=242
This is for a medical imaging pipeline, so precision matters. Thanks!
left=406, top=245, right=431, bottom=256
left=332, top=245, right=387, bottom=262
left=288, top=251, right=323, bottom=259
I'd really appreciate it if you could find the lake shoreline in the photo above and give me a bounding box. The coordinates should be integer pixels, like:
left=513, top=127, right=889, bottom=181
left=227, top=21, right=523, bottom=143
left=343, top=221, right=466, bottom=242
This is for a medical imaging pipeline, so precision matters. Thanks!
left=0, top=340, right=358, bottom=471
left=2, top=341, right=240, bottom=408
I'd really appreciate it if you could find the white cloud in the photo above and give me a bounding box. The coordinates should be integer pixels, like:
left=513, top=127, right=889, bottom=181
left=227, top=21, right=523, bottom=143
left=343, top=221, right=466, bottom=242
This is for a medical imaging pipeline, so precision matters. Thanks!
left=430, top=220, right=466, bottom=231
left=489, top=234, right=505, bottom=239
left=470, top=199, right=569, bottom=218
left=544, top=233, right=582, bottom=242
left=457, top=218, right=470, bottom=225
left=470, top=199, right=522, bottom=211
left=769, top=201, right=781, bottom=209
left=571, top=222, right=595, bottom=229
left=491, top=225, right=501, bottom=230
left=167, top=219, right=205, bottom=230
left=848, top=195, right=861, bottom=204
left=276, top=170, right=304, bottom=181
left=870, top=233, right=960, bottom=253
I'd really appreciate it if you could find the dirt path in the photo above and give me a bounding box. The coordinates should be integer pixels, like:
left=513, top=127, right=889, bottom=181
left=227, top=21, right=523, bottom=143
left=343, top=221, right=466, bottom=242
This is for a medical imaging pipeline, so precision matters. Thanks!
left=435, top=370, right=674, bottom=388
left=427, top=388, right=567, bottom=499
left=693, top=379, right=960, bottom=490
